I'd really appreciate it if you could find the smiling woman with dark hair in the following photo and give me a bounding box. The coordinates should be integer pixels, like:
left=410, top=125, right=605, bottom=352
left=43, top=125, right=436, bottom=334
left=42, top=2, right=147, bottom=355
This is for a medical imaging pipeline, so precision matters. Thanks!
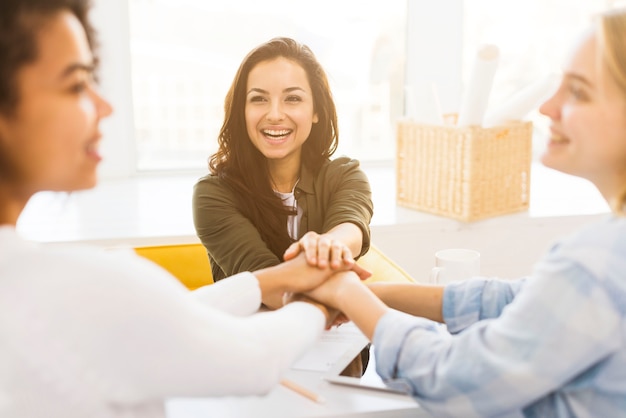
left=192, top=37, right=374, bottom=308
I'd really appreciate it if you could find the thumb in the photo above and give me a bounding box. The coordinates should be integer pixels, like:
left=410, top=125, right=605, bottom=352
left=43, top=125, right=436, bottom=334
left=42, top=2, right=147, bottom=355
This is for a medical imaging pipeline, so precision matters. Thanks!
left=283, top=242, right=301, bottom=261
left=351, top=263, right=372, bottom=280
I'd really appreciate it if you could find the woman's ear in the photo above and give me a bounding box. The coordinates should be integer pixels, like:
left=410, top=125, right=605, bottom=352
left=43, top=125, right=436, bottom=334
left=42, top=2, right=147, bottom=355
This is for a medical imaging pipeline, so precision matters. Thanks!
left=313, top=113, right=319, bottom=124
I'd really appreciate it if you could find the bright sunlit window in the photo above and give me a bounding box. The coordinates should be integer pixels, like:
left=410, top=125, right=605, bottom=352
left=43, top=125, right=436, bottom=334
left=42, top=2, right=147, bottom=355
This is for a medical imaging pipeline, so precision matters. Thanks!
left=91, top=0, right=617, bottom=176
left=128, top=0, right=406, bottom=171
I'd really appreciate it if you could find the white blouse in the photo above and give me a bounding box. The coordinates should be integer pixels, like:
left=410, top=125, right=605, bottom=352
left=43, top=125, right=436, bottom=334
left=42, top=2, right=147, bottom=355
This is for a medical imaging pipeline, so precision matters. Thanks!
left=275, top=179, right=303, bottom=240
left=0, top=226, right=324, bottom=418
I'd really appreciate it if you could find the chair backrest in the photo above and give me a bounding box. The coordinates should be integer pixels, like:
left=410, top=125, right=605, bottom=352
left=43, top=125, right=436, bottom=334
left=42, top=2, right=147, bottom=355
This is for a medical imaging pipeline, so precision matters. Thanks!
left=134, top=243, right=214, bottom=290
left=133, top=242, right=414, bottom=290
left=359, top=244, right=416, bottom=284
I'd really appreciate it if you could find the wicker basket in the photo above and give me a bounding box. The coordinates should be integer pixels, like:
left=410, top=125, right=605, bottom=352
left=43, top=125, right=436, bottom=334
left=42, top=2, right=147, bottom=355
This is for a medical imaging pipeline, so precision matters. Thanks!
left=396, top=119, right=533, bottom=222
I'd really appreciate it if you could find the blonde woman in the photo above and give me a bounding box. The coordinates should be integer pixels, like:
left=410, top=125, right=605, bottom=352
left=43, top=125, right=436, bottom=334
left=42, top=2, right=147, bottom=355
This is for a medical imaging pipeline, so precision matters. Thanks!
left=294, top=8, right=626, bottom=417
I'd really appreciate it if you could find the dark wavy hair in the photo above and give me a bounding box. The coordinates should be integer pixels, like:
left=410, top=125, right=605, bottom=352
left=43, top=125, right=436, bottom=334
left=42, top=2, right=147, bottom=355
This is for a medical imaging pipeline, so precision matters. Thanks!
left=0, top=0, right=97, bottom=116
left=209, top=37, right=339, bottom=258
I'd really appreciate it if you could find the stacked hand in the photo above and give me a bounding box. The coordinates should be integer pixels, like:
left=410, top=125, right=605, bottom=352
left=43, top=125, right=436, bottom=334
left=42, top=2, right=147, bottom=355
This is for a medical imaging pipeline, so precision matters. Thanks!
left=284, top=271, right=363, bottom=329
left=283, top=292, right=343, bottom=330
left=282, top=233, right=370, bottom=328
left=283, top=231, right=371, bottom=280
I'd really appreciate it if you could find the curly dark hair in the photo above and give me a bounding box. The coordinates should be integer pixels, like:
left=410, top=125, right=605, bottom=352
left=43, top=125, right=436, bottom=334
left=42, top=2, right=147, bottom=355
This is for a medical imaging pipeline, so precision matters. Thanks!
left=0, top=0, right=97, bottom=116
left=209, top=37, right=340, bottom=258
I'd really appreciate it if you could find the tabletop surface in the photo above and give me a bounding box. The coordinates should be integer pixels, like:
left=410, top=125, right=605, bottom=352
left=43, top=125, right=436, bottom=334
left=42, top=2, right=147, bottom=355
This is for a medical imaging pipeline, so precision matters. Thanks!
left=166, top=324, right=431, bottom=418
left=166, top=367, right=428, bottom=418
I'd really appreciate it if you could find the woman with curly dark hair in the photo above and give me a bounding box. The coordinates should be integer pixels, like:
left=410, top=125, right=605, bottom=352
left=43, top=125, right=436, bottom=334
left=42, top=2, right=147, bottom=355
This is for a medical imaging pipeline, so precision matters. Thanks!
left=193, top=37, right=374, bottom=308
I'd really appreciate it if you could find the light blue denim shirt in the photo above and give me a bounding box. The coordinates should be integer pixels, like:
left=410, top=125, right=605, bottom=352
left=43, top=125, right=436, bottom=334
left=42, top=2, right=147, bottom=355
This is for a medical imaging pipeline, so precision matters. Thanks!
left=373, top=215, right=626, bottom=418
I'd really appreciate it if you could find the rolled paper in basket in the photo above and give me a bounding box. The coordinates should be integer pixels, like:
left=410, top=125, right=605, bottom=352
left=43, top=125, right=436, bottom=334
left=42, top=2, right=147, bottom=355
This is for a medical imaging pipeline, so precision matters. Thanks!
left=457, top=44, right=500, bottom=127
left=483, top=73, right=560, bottom=127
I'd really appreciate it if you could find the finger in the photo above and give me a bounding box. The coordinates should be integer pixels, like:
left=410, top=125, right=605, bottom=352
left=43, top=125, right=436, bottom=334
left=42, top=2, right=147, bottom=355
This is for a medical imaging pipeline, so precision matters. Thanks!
left=301, top=234, right=320, bottom=266
left=329, top=242, right=345, bottom=269
left=351, top=263, right=372, bottom=280
left=343, top=246, right=355, bottom=262
left=331, top=313, right=349, bottom=328
left=283, top=242, right=301, bottom=261
left=336, top=245, right=356, bottom=270
left=315, top=237, right=332, bottom=268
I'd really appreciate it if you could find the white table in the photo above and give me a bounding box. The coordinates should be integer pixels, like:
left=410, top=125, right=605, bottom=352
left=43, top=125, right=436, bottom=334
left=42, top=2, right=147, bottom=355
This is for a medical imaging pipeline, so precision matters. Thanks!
left=166, top=366, right=429, bottom=418
left=166, top=324, right=431, bottom=418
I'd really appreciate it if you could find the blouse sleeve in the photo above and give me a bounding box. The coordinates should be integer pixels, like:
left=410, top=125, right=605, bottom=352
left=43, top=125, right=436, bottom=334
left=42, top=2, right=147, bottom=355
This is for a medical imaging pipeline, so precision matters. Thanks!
left=442, top=276, right=527, bottom=333
left=373, top=255, right=621, bottom=417
left=316, top=157, right=374, bottom=257
left=192, top=175, right=280, bottom=278
left=11, top=248, right=325, bottom=400
left=191, top=271, right=262, bottom=316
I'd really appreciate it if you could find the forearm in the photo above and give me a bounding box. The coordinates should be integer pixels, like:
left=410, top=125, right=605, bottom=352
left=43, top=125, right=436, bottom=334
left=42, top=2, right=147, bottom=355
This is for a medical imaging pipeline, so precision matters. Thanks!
left=326, top=222, right=363, bottom=256
left=367, top=282, right=444, bottom=323
left=336, top=281, right=388, bottom=340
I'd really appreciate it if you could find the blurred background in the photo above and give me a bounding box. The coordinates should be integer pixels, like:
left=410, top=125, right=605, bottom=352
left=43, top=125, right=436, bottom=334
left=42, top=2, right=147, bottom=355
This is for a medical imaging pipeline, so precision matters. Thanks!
left=93, top=0, right=611, bottom=177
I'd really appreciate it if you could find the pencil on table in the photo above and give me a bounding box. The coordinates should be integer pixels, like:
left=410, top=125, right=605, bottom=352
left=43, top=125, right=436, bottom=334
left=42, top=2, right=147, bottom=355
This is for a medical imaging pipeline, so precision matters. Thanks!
left=280, top=378, right=325, bottom=404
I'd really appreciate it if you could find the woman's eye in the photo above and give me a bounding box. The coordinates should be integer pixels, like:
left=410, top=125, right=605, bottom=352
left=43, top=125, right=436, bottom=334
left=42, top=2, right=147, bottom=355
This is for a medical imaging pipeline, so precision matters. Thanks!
left=69, top=82, right=88, bottom=94
left=285, top=95, right=302, bottom=103
left=249, top=95, right=267, bottom=103
left=568, top=84, right=589, bottom=101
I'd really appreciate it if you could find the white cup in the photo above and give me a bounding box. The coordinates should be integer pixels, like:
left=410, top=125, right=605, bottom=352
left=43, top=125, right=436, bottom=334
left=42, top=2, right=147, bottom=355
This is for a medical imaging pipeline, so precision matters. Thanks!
left=429, top=248, right=480, bottom=285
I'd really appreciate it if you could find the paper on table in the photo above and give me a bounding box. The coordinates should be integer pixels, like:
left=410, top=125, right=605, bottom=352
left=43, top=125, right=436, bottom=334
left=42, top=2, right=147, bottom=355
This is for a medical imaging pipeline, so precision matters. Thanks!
left=290, top=322, right=369, bottom=372
left=457, top=44, right=500, bottom=127
left=483, top=73, right=560, bottom=126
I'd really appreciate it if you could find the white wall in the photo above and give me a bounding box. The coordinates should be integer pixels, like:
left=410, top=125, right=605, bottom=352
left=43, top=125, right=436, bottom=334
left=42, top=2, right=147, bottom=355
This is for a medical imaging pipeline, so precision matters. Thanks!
left=91, top=0, right=136, bottom=179
left=405, top=0, right=463, bottom=115
left=372, top=213, right=606, bottom=282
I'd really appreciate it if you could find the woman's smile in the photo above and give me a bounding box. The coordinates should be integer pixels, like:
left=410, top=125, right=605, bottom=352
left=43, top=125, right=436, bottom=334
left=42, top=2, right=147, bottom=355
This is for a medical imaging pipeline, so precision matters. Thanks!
left=261, top=128, right=293, bottom=142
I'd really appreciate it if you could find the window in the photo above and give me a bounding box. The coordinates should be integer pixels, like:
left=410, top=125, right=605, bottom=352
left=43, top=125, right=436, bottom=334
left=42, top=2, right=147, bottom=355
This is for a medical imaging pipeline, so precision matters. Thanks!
left=95, top=0, right=616, bottom=177
left=127, top=0, right=407, bottom=172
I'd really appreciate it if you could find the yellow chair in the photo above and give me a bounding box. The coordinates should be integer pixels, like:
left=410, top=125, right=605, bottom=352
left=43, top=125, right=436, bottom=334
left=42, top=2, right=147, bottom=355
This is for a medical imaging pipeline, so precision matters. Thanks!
left=134, top=242, right=414, bottom=290
left=134, top=243, right=214, bottom=290
left=359, top=244, right=416, bottom=284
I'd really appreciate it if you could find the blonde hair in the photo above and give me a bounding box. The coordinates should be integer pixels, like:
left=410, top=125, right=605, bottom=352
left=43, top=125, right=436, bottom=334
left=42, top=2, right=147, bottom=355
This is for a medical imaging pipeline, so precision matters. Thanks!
left=598, top=8, right=626, bottom=215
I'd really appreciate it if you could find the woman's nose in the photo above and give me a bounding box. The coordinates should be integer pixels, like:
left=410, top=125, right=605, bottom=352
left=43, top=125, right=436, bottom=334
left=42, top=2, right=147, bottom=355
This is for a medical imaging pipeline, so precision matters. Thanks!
left=539, top=90, right=559, bottom=119
left=539, top=82, right=563, bottom=119
left=90, top=87, right=113, bottom=118
left=266, top=101, right=285, bottom=121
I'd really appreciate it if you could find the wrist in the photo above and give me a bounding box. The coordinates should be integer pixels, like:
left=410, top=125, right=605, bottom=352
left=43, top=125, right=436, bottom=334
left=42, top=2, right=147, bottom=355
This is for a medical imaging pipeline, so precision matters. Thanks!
left=331, top=272, right=360, bottom=310
left=287, top=293, right=331, bottom=321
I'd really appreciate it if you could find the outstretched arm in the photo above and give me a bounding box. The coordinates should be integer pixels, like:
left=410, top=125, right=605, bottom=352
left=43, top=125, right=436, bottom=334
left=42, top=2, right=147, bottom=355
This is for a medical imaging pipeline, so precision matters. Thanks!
left=303, top=271, right=388, bottom=340
left=253, top=253, right=369, bottom=309
left=367, top=282, right=445, bottom=323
